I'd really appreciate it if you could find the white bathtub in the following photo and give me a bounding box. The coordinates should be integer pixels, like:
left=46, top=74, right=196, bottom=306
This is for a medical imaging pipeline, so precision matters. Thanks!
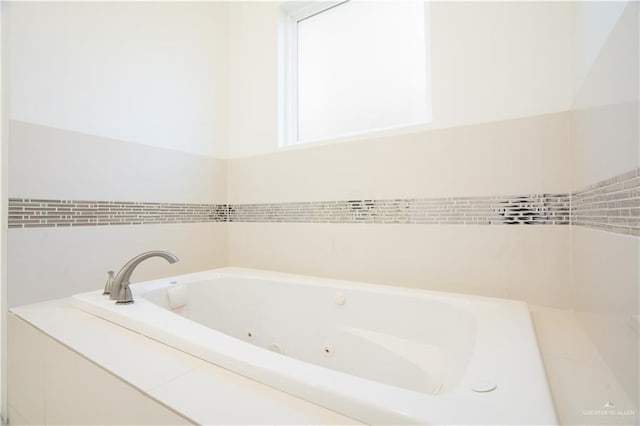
left=71, top=268, right=557, bottom=425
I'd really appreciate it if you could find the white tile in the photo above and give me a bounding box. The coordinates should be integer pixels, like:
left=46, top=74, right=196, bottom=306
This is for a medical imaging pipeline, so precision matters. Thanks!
left=574, top=311, right=640, bottom=411
left=7, top=314, right=46, bottom=425
left=542, top=354, right=637, bottom=426
left=532, top=307, right=638, bottom=425
left=228, top=112, right=571, bottom=202
left=16, top=299, right=357, bottom=424
left=572, top=227, right=639, bottom=317
left=571, top=227, right=640, bottom=404
left=531, top=306, right=603, bottom=362
left=13, top=299, right=206, bottom=391
left=8, top=405, right=32, bottom=426
left=11, top=299, right=84, bottom=335
left=570, top=102, right=639, bottom=189
left=43, top=334, right=192, bottom=425
left=228, top=223, right=572, bottom=308
left=54, top=316, right=206, bottom=391
left=9, top=120, right=227, bottom=202
left=8, top=222, right=227, bottom=307
left=149, top=363, right=361, bottom=425
left=503, top=226, right=572, bottom=307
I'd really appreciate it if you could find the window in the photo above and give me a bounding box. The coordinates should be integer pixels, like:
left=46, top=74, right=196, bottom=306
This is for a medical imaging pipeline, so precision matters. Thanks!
left=283, top=1, right=431, bottom=146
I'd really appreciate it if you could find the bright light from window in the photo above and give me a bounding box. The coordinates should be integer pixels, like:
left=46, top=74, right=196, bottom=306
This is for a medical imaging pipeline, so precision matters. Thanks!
left=295, top=1, right=430, bottom=144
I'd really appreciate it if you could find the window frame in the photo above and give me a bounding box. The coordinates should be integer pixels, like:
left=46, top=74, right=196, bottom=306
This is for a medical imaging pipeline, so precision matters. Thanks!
left=280, top=1, right=432, bottom=148
left=281, top=1, right=346, bottom=147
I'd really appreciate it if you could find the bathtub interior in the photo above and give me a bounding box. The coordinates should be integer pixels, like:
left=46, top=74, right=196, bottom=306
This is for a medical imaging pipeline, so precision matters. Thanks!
left=142, top=277, right=478, bottom=395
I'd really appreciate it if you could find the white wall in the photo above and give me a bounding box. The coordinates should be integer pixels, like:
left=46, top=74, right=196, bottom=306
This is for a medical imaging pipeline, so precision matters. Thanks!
left=227, top=1, right=574, bottom=158
left=8, top=2, right=229, bottom=158
left=10, top=0, right=577, bottom=161
left=227, top=112, right=573, bottom=308
left=0, top=1, right=7, bottom=421
left=0, top=3, right=9, bottom=423
left=573, top=1, right=628, bottom=97
left=429, top=1, right=574, bottom=130
left=228, top=2, right=281, bottom=159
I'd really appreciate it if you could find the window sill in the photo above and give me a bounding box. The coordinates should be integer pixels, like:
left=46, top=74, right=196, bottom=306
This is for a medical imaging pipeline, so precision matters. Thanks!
left=280, top=120, right=434, bottom=152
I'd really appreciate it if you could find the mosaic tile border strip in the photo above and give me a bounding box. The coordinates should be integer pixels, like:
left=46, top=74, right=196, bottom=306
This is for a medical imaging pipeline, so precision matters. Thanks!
left=572, top=168, right=640, bottom=237
left=9, top=168, right=637, bottom=232
left=8, top=199, right=228, bottom=228
left=8, top=194, right=570, bottom=228
left=228, top=195, right=570, bottom=225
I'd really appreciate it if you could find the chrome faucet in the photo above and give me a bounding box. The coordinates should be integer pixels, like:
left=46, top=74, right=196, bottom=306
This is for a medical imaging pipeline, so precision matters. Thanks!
left=107, top=251, right=179, bottom=304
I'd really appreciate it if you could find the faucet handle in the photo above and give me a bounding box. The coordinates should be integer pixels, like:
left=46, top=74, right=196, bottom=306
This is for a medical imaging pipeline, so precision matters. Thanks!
left=103, top=270, right=115, bottom=296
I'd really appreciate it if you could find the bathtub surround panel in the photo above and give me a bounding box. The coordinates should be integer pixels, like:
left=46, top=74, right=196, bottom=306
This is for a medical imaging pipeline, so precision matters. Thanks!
left=7, top=121, right=229, bottom=307
left=569, top=0, right=639, bottom=411
left=228, top=223, right=572, bottom=308
left=9, top=121, right=227, bottom=204
left=572, top=168, right=640, bottom=236
left=570, top=102, right=639, bottom=190
left=8, top=314, right=192, bottom=425
left=228, top=112, right=571, bottom=202
left=10, top=300, right=360, bottom=425
left=531, top=306, right=638, bottom=425
left=223, top=111, right=574, bottom=311
left=571, top=227, right=639, bottom=405
left=8, top=223, right=227, bottom=307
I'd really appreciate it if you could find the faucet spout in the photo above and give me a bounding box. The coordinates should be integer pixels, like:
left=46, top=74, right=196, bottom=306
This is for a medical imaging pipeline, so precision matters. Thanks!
left=109, top=251, right=179, bottom=304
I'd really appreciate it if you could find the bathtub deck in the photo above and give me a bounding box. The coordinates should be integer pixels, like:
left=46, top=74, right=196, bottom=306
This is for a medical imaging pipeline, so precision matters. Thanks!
left=531, top=305, right=637, bottom=426
left=9, top=299, right=360, bottom=425
left=9, top=298, right=636, bottom=425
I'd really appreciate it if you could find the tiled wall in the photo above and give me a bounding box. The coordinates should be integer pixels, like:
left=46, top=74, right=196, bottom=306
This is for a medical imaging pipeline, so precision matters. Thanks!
left=569, top=0, right=639, bottom=412
left=7, top=112, right=575, bottom=309
left=7, top=114, right=637, bottom=312
left=223, top=113, right=571, bottom=309
left=572, top=168, right=640, bottom=236
left=7, top=122, right=228, bottom=307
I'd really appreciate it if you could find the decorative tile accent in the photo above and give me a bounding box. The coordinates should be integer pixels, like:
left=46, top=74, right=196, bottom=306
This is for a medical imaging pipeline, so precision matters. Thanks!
left=228, top=194, right=570, bottom=225
left=9, top=168, right=638, bottom=235
left=572, top=168, right=640, bottom=237
left=8, top=199, right=228, bottom=228
left=8, top=193, right=570, bottom=228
